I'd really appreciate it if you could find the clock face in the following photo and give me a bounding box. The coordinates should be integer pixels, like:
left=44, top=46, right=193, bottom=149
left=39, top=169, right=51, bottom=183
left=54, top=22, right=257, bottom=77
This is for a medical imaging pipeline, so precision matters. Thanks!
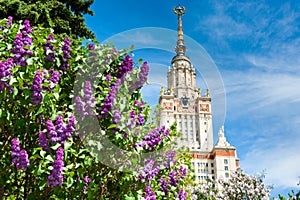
left=180, top=96, right=190, bottom=107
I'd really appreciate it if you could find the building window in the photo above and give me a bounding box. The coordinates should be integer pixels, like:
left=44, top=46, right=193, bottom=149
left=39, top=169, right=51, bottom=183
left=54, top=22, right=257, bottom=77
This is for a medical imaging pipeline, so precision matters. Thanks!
left=205, top=130, right=207, bottom=133
left=225, top=173, right=229, bottom=178
left=211, top=170, right=214, bottom=174
left=211, top=163, right=214, bottom=167
left=204, top=121, right=207, bottom=125
left=174, top=106, right=176, bottom=111
left=167, top=120, right=169, bottom=123
left=212, top=176, right=215, bottom=180
left=206, top=163, right=208, bottom=167
left=225, top=166, right=228, bottom=171
left=224, top=159, right=228, bottom=164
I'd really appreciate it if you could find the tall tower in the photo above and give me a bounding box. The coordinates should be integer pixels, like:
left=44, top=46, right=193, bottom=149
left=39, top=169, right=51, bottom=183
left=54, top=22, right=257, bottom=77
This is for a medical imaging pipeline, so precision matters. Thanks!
left=158, top=5, right=214, bottom=152
left=157, top=5, right=239, bottom=182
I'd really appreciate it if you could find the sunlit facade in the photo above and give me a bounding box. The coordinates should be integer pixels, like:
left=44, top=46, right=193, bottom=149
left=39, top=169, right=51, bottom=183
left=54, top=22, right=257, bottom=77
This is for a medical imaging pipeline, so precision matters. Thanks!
left=157, top=5, right=239, bottom=182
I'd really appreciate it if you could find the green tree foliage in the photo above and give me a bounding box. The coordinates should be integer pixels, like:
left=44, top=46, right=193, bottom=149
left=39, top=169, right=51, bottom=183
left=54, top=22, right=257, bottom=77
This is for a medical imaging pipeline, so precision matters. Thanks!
left=0, top=17, right=193, bottom=199
left=0, top=0, right=95, bottom=39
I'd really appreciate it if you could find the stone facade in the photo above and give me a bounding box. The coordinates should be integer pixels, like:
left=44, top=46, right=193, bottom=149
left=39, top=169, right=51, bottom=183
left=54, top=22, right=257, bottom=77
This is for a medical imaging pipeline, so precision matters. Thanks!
left=157, top=5, right=239, bottom=182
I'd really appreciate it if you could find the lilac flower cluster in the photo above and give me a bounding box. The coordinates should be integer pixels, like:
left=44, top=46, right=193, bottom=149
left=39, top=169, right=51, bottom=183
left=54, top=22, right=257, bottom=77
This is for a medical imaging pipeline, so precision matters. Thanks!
left=116, top=55, right=133, bottom=78
left=12, top=20, right=32, bottom=67
left=0, top=58, right=13, bottom=91
left=178, top=190, right=187, bottom=200
left=88, top=44, right=95, bottom=50
left=60, top=38, right=71, bottom=71
left=136, top=126, right=169, bottom=151
left=11, top=138, right=30, bottom=170
left=162, top=150, right=177, bottom=169
left=143, top=185, right=156, bottom=200
left=98, top=79, right=121, bottom=118
left=112, top=110, right=121, bottom=124
left=138, top=159, right=160, bottom=183
left=31, top=70, right=43, bottom=105
left=159, top=166, right=187, bottom=195
left=75, top=81, right=96, bottom=117
left=6, top=16, right=13, bottom=27
left=49, top=68, right=60, bottom=85
left=39, top=131, right=50, bottom=153
left=131, top=62, right=150, bottom=90
left=83, top=176, right=91, bottom=191
left=127, top=110, right=145, bottom=128
left=45, top=34, right=56, bottom=62
left=47, top=147, right=64, bottom=188
left=134, top=100, right=145, bottom=112
left=45, top=115, right=75, bottom=144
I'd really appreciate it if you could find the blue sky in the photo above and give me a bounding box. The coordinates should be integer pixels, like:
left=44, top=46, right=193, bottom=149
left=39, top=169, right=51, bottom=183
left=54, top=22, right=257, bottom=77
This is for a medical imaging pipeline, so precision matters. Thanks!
left=85, top=0, right=300, bottom=197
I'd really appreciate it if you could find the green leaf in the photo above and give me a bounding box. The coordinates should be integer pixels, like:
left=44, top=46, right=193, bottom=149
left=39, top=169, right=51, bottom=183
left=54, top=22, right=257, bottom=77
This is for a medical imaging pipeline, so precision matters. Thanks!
left=40, top=150, right=46, bottom=158
left=51, top=143, right=61, bottom=151
left=36, top=105, right=44, bottom=115
left=9, top=77, right=17, bottom=85
left=26, top=57, right=34, bottom=65
left=37, top=163, right=46, bottom=175
left=107, top=124, right=117, bottom=130
left=66, top=177, right=74, bottom=188
left=45, top=155, right=54, bottom=162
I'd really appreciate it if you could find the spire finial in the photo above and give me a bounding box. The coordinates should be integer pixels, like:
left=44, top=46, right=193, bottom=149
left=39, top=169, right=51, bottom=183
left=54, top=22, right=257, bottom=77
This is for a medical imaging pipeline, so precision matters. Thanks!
left=174, top=5, right=186, bottom=55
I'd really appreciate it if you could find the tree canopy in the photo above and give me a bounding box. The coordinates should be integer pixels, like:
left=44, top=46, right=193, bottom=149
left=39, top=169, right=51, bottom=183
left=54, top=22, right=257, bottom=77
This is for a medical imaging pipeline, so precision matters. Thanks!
left=0, top=0, right=95, bottom=39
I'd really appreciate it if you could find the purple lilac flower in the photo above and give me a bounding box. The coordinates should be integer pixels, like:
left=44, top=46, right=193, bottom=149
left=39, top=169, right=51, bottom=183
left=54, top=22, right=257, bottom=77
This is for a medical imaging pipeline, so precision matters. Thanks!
left=11, top=138, right=30, bottom=170
left=98, top=79, right=120, bottom=118
left=132, top=62, right=149, bottom=90
left=112, top=110, right=121, bottom=124
left=55, top=116, right=66, bottom=144
left=61, top=115, right=75, bottom=142
left=88, top=44, right=95, bottom=50
left=143, top=184, right=156, bottom=200
left=31, top=70, right=43, bottom=105
left=159, top=177, right=169, bottom=194
left=134, top=100, right=145, bottom=112
left=138, top=159, right=160, bottom=183
left=136, top=126, right=169, bottom=151
left=6, top=16, right=13, bottom=26
left=163, top=150, right=177, bottom=169
left=178, top=190, right=187, bottom=200
left=45, top=34, right=56, bottom=62
left=0, top=58, right=14, bottom=91
left=83, top=176, right=91, bottom=191
left=116, top=55, right=133, bottom=78
left=22, top=20, right=32, bottom=34
left=47, top=147, right=64, bottom=188
left=39, top=131, right=50, bottom=153
left=46, top=116, right=74, bottom=144
left=46, top=119, right=58, bottom=143
left=60, top=38, right=71, bottom=71
left=75, top=81, right=95, bottom=117
left=75, top=96, right=85, bottom=116
left=12, top=20, right=32, bottom=66
left=49, top=69, right=60, bottom=84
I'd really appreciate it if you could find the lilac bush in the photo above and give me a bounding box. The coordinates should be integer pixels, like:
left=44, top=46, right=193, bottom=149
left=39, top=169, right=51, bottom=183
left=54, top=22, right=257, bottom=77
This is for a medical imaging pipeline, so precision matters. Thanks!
left=0, top=17, right=192, bottom=199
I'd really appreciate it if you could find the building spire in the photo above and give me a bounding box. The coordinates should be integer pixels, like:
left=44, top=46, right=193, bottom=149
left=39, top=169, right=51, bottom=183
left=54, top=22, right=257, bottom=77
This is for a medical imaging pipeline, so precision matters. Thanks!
left=174, top=4, right=187, bottom=55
